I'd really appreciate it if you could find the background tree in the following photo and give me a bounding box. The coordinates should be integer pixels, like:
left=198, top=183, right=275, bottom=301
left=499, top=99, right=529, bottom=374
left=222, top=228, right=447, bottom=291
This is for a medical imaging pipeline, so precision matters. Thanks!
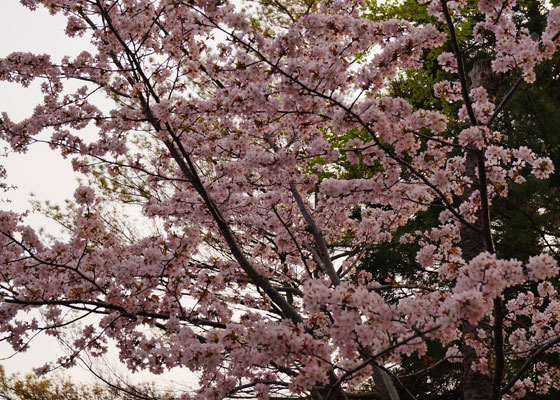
left=0, top=365, right=166, bottom=400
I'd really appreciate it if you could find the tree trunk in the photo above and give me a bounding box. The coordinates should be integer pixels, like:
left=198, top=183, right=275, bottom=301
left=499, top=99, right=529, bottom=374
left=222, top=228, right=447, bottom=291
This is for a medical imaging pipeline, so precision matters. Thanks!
left=371, top=364, right=400, bottom=400
left=460, top=59, right=501, bottom=400
left=460, top=148, right=493, bottom=400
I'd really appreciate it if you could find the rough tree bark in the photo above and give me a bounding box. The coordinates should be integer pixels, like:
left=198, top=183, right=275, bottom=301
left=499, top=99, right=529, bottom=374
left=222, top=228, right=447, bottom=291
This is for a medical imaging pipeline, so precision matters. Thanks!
left=460, top=59, right=501, bottom=400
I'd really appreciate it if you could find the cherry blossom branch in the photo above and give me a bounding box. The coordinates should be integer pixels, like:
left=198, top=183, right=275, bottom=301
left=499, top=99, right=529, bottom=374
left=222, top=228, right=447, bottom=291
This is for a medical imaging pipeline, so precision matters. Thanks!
left=0, top=310, right=94, bottom=361
left=329, top=325, right=441, bottom=390
left=163, top=137, right=304, bottom=325
left=398, top=355, right=450, bottom=378
left=487, top=29, right=560, bottom=127
left=9, top=134, right=189, bottom=188
left=271, top=205, right=314, bottom=279
left=226, top=380, right=290, bottom=398
left=501, top=335, right=560, bottom=395
left=198, top=13, right=483, bottom=236
left=440, top=0, right=477, bottom=126
left=486, top=76, right=523, bottom=127
left=94, top=1, right=160, bottom=102
left=82, top=2, right=305, bottom=327
left=412, top=130, right=466, bottom=150
left=337, top=245, right=371, bottom=279
left=491, top=1, right=508, bottom=25
left=263, top=131, right=340, bottom=286
left=371, top=284, right=437, bottom=293
left=289, top=180, right=340, bottom=286
left=77, top=359, right=159, bottom=400
left=1, top=232, right=107, bottom=295
left=4, top=297, right=227, bottom=329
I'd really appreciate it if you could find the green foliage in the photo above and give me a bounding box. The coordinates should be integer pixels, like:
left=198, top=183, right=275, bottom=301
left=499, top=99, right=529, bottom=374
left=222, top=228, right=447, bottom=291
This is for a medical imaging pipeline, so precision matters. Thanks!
left=0, top=365, right=169, bottom=400
left=0, top=365, right=106, bottom=400
left=243, top=0, right=318, bottom=33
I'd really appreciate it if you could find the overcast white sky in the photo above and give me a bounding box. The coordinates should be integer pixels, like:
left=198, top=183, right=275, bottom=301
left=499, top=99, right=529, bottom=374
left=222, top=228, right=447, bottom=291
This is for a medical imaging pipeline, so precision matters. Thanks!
left=0, top=1, right=85, bottom=226
left=0, top=1, right=194, bottom=390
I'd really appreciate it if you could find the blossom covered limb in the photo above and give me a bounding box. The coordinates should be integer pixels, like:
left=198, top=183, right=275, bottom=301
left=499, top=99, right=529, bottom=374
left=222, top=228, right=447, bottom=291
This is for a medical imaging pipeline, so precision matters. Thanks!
left=439, top=0, right=478, bottom=126
left=205, top=13, right=482, bottom=234
left=501, top=335, right=560, bottom=396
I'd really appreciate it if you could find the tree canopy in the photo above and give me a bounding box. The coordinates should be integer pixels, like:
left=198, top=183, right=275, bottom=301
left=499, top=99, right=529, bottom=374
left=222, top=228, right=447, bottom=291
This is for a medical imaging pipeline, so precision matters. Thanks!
left=0, top=364, right=166, bottom=400
left=1, top=1, right=560, bottom=400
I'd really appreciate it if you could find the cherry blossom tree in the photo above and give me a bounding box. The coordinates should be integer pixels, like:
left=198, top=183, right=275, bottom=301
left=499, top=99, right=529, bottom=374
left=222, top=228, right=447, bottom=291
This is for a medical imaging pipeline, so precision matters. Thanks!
left=1, top=1, right=560, bottom=399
